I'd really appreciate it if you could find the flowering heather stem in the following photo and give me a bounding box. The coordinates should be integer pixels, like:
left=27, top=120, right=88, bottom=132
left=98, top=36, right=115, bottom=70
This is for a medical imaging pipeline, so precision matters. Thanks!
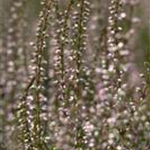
left=71, top=0, right=90, bottom=149
left=33, top=0, right=53, bottom=149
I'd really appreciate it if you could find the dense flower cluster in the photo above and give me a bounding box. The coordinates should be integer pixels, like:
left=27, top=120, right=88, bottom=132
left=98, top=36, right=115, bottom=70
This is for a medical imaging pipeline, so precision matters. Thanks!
left=0, top=0, right=149, bottom=150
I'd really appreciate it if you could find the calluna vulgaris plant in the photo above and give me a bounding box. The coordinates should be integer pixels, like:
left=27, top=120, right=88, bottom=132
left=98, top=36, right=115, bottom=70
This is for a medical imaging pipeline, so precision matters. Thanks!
left=0, top=0, right=150, bottom=150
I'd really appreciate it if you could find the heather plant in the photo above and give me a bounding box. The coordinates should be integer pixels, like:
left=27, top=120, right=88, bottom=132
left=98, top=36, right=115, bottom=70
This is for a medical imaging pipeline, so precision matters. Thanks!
left=0, top=0, right=150, bottom=150
left=0, top=0, right=30, bottom=148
